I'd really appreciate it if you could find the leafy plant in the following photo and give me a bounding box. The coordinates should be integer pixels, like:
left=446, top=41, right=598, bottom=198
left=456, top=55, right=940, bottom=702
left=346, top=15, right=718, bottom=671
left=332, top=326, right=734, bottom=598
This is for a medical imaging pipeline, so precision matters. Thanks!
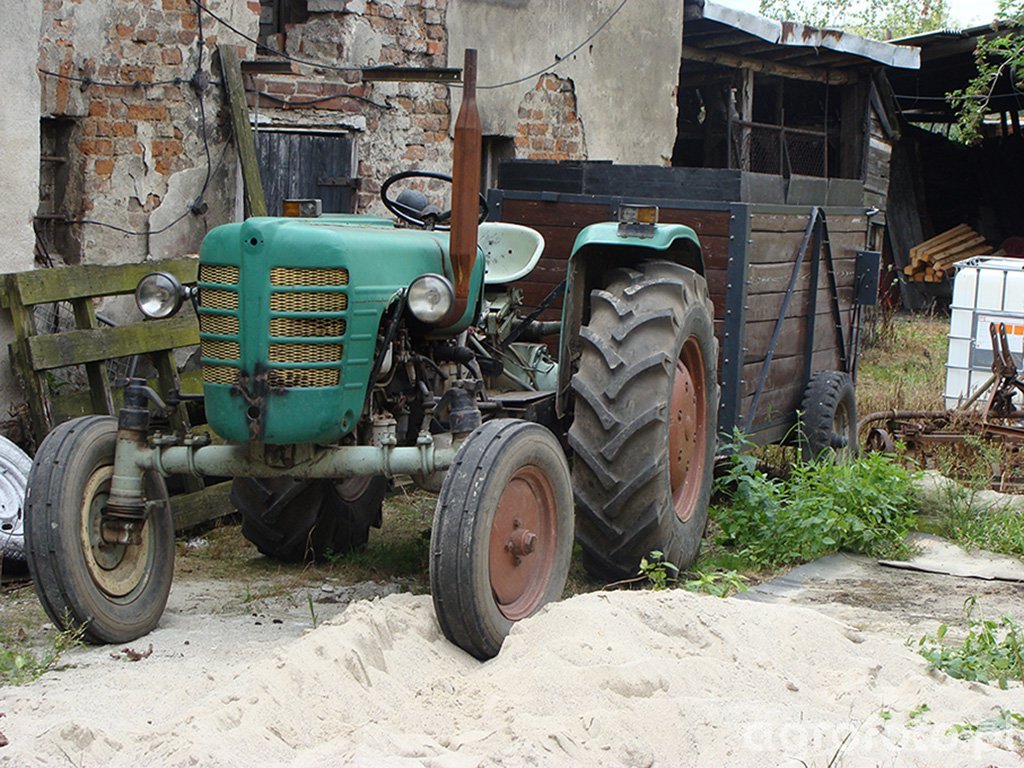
left=759, top=0, right=951, bottom=39
left=682, top=570, right=749, bottom=597
left=950, top=1, right=1024, bottom=143
left=711, top=432, right=920, bottom=569
left=638, top=551, right=679, bottom=591
left=947, top=707, right=1024, bottom=740
left=906, top=702, right=932, bottom=728
left=916, top=597, right=1024, bottom=689
left=0, top=624, right=84, bottom=686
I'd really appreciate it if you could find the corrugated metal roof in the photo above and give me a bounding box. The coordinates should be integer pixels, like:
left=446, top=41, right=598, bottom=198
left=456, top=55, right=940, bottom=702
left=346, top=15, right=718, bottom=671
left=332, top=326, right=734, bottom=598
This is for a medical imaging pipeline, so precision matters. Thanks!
left=687, top=0, right=921, bottom=70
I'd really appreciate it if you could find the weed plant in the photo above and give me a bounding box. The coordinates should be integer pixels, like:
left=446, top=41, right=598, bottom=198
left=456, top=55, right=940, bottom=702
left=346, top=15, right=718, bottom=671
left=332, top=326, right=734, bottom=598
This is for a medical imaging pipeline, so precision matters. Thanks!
left=916, top=597, right=1024, bottom=689
left=0, top=623, right=84, bottom=686
left=711, top=433, right=920, bottom=569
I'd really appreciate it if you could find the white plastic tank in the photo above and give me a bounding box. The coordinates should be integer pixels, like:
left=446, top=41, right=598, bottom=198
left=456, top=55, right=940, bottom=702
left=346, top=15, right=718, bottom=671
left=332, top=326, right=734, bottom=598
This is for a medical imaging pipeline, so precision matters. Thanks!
left=945, top=256, right=1024, bottom=409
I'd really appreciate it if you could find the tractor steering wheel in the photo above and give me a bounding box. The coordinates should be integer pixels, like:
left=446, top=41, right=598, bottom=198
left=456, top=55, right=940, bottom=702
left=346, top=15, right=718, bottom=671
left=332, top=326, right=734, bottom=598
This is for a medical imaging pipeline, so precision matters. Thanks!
left=380, top=170, right=489, bottom=230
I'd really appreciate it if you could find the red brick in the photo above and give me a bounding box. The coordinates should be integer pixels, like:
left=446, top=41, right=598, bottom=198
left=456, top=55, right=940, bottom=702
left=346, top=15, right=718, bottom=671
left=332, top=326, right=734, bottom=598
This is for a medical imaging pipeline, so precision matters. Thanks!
left=112, top=122, right=136, bottom=137
left=127, top=104, right=168, bottom=121
left=161, top=47, right=183, bottom=65
left=79, top=138, right=113, bottom=155
left=94, top=158, right=115, bottom=175
left=88, top=101, right=108, bottom=117
left=134, top=28, right=158, bottom=43
left=155, top=158, right=174, bottom=175
left=115, top=23, right=132, bottom=37
left=152, top=138, right=184, bottom=157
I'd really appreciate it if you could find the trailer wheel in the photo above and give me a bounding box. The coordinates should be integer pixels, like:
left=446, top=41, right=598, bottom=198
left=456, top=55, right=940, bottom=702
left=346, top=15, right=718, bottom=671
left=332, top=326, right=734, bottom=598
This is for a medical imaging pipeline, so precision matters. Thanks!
left=24, top=416, right=174, bottom=644
left=799, top=371, right=857, bottom=462
left=570, top=260, right=719, bottom=581
left=231, top=476, right=386, bottom=563
left=431, top=419, right=573, bottom=660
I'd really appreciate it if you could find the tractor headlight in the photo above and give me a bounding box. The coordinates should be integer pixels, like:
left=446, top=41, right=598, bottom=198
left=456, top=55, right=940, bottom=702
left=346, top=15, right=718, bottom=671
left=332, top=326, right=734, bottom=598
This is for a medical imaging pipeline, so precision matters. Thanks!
left=407, top=274, right=454, bottom=324
left=135, top=272, right=186, bottom=319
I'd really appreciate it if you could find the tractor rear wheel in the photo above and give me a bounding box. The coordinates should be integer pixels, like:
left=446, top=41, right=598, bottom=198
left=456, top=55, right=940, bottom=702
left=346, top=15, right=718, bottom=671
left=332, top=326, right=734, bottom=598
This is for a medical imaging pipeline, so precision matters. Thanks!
left=570, top=260, right=719, bottom=581
left=430, top=419, right=573, bottom=660
left=231, top=476, right=386, bottom=563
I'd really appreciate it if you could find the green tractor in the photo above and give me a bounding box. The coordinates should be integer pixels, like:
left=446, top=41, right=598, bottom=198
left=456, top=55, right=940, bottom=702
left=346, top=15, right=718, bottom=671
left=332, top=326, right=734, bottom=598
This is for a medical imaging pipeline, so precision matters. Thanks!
left=23, top=52, right=718, bottom=660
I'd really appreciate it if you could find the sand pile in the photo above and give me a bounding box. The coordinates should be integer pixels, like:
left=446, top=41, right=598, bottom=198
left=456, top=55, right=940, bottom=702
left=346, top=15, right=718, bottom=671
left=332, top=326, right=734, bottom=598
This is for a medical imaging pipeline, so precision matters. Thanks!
left=2, top=590, right=1021, bottom=767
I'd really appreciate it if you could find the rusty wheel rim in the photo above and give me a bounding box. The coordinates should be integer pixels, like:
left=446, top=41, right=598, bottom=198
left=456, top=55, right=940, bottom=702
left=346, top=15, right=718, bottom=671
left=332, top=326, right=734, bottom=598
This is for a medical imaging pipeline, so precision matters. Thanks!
left=669, top=336, right=707, bottom=523
left=489, top=465, right=559, bottom=621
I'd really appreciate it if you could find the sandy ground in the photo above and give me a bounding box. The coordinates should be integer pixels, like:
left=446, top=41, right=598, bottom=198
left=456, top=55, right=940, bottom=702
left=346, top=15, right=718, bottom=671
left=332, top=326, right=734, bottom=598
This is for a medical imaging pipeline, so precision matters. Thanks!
left=1, top=534, right=1023, bottom=768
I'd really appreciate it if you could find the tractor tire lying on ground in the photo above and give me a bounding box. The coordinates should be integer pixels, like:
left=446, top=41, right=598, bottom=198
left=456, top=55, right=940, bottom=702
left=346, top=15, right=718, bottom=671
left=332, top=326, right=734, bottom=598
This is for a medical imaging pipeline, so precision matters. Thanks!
left=799, top=370, right=857, bottom=462
left=231, top=476, right=386, bottom=563
left=570, top=260, right=719, bottom=582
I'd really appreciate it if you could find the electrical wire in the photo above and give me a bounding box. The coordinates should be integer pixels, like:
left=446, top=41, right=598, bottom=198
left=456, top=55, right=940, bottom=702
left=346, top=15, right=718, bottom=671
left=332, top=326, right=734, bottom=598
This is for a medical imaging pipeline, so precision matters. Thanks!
left=247, top=88, right=391, bottom=110
left=37, top=68, right=189, bottom=89
left=193, top=0, right=630, bottom=91
left=193, top=0, right=365, bottom=74
left=50, top=0, right=225, bottom=237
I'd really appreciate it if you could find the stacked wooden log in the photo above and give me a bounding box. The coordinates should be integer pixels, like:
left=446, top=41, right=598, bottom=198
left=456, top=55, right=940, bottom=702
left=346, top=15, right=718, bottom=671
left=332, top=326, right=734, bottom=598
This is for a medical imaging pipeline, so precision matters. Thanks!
left=903, top=224, right=994, bottom=282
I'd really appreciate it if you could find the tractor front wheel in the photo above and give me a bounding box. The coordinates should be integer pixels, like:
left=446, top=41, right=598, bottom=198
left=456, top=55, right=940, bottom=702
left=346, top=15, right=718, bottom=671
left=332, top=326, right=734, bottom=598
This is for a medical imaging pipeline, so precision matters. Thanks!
left=231, top=476, right=386, bottom=563
left=24, top=416, right=174, bottom=644
left=430, top=419, right=573, bottom=660
left=570, top=260, right=719, bottom=582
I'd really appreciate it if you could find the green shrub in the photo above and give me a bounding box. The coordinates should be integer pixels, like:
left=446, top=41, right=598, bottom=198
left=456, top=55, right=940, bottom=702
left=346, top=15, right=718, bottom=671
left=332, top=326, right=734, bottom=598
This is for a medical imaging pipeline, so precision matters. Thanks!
left=711, top=439, right=920, bottom=569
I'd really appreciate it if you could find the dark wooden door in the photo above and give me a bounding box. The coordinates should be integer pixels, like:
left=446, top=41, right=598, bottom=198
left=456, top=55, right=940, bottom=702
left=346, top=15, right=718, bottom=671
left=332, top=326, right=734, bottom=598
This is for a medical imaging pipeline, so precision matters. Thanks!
left=255, top=131, right=357, bottom=215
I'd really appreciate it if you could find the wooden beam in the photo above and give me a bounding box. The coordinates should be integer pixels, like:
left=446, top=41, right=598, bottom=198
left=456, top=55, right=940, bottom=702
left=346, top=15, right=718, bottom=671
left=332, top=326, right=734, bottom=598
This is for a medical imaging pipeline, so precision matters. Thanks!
left=218, top=43, right=267, bottom=218
left=28, top=317, right=199, bottom=371
left=10, top=257, right=197, bottom=307
left=680, top=44, right=854, bottom=84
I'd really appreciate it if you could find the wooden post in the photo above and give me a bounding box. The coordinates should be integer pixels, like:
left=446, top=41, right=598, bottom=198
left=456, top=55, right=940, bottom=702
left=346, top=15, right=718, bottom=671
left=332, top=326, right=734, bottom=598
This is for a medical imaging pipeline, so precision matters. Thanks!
left=738, top=69, right=754, bottom=172
left=218, top=44, right=267, bottom=218
left=71, top=297, right=115, bottom=416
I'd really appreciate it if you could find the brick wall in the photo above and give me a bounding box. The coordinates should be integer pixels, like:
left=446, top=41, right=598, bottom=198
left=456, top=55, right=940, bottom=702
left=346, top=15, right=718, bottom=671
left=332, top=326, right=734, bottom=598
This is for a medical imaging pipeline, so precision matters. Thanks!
left=514, top=75, right=587, bottom=162
left=246, top=0, right=453, bottom=215
left=37, top=0, right=258, bottom=266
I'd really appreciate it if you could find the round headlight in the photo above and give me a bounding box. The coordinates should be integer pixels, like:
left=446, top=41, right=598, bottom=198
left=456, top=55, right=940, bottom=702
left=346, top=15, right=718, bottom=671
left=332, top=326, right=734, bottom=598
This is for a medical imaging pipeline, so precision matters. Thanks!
left=407, top=274, right=454, bottom=324
left=135, top=272, right=185, bottom=319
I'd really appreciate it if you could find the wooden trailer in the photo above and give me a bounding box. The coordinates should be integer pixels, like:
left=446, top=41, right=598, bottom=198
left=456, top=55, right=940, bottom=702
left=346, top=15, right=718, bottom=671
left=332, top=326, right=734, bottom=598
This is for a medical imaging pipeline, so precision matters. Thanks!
left=489, top=162, right=881, bottom=448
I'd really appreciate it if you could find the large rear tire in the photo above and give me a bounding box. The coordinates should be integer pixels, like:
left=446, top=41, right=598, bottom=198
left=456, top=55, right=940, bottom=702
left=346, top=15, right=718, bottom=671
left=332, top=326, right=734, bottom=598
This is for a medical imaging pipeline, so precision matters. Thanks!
left=431, top=419, right=573, bottom=660
left=570, top=260, right=719, bottom=581
left=231, top=476, right=386, bottom=563
left=24, top=416, right=174, bottom=644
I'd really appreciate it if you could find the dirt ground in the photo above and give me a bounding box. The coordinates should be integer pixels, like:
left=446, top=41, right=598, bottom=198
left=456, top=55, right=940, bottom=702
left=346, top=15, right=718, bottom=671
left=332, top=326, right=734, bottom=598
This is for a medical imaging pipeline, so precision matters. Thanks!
left=1, top=500, right=1023, bottom=767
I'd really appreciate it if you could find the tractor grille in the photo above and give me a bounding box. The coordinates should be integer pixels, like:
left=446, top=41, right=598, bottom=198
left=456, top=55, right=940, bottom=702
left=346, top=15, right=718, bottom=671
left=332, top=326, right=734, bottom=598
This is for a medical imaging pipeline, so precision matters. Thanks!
left=270, top=267, right=348, bottom=287
left=200, top=264, right=240, bottom=284
left=200, top=314, right=240, bottom=336
left=198, top=263, right=241, bottom=386
left=268, top=368, right=341, bottom=388
left=269, top=343, right=343, bottom=363
left=269, top=292, right=348, bottom=313
left=268, top=266, right=347, bottom=389
left=269, top=317, right=345, bottom=338
left=203, top=365, right=240, bottom=385
left=201, top=339, right=241, bottom=361
left=200, top=289, right=239, bottom=311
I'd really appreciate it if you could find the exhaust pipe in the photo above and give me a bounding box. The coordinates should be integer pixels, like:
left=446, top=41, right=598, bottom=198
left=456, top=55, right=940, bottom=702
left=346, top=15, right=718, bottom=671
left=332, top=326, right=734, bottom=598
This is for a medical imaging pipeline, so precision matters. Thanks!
left=444, top=49, right=482, bottom=326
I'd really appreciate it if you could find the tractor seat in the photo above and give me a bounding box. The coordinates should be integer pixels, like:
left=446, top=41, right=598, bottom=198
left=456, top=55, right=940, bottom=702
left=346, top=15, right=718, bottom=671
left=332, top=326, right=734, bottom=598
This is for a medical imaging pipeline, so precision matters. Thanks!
left=478, top=222, right=545, bottom=285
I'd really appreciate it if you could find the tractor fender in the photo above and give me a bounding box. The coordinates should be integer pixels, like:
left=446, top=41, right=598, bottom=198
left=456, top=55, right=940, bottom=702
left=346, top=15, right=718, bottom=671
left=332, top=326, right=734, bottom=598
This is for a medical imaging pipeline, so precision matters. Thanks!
left=556, top=222, right=705, bottom=417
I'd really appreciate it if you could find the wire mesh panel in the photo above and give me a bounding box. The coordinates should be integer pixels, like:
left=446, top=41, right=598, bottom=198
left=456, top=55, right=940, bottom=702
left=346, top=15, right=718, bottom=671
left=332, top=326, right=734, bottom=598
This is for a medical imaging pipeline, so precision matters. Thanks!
left=731, top=120, right=827, bottom=178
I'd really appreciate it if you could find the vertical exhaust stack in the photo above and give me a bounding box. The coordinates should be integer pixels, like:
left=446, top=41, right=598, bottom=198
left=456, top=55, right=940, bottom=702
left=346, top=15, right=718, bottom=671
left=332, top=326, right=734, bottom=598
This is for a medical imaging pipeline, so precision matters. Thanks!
left=445, top=48, right=482, bottom=326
